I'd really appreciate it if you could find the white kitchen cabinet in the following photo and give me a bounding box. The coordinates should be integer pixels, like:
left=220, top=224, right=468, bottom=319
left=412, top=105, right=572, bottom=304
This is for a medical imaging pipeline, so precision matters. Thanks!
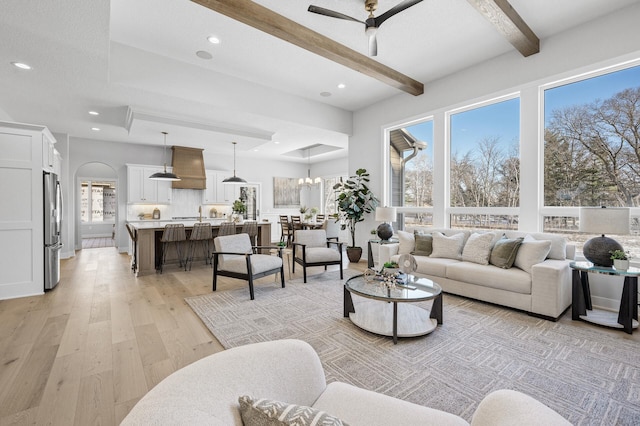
left=203, top=170, right=217, bottom=203
left=203, top=170, right=239, bottom=204
left=127, top=165, right=172, bottom=204
left=42, top=133, right=56, bottom=172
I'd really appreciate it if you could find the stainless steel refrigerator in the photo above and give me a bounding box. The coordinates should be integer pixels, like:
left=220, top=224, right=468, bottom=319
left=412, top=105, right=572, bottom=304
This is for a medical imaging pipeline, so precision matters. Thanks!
left=44, top=171, right=62, bottom=290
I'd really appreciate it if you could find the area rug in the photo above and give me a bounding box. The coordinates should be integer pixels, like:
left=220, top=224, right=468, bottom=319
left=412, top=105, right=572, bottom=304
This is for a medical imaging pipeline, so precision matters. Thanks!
left=185, top=270, right=640, bottom=424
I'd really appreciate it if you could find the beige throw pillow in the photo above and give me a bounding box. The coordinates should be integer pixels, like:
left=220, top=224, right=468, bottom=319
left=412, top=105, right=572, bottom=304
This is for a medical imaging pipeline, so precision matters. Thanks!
left=397, top=230, right=415, bottom=255
left=462, top=232, right=495, bottom=265
left=238, top=395, right=349, bottom=426
left=430, top=232, right=465, bottom=260
left=514, top=235, right=552, bottom=273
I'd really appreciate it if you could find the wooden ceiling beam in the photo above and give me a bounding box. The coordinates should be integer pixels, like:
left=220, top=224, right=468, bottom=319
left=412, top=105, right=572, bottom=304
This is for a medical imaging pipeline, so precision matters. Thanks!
left=466, top=0, right=539, bottom=57
left=190, top=0, right=424, bottom=96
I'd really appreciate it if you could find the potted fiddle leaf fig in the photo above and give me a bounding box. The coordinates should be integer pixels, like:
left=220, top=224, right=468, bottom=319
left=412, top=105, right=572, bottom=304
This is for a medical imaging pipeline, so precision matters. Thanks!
left=333, top=168, right=379, bottom=263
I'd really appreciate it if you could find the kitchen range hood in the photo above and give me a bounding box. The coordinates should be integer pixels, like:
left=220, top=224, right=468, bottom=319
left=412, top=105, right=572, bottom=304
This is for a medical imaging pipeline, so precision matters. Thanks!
left=170, top=146, right=206, bottom=189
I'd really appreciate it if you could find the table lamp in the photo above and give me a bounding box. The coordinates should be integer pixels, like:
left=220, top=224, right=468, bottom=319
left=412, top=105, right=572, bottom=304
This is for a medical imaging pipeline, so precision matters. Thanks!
left=375, top=206, right=397, bottom=241
left=579, top=206, right=629, bottom=267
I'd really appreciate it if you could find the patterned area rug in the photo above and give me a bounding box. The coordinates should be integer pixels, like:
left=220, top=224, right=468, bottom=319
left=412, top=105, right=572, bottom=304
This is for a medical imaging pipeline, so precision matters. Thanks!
left=185, top=270, right=640, bottom=424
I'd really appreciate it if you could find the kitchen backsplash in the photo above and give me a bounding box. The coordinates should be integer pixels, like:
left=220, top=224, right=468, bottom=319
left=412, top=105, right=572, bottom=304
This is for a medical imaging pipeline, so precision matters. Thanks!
left=127, top=189, right=232, bottom=220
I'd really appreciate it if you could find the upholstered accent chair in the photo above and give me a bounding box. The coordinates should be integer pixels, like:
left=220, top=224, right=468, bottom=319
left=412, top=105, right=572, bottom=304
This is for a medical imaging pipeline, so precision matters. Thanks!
left=212, top=233, right=284, bottom=300
left=292, top=230, right=343, bottom=283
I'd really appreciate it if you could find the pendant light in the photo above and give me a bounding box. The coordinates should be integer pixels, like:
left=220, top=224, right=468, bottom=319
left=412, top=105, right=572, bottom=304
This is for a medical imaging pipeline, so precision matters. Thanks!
left=223, top=141, right=247, bottom=183
left=299, top=148, right=321, bottom=187
left=149, top=132, right=181, bottom=181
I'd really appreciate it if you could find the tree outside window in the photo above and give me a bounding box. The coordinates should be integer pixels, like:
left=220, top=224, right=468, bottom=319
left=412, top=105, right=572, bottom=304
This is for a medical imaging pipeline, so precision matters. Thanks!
left=449, top=98, right=520, bottom=229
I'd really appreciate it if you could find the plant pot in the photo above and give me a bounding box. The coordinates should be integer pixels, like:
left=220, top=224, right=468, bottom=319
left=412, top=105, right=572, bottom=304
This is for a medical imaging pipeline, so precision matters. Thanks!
left=346, top=247, right=362, bottom=263
left=613, top=259, right=629, bottom=271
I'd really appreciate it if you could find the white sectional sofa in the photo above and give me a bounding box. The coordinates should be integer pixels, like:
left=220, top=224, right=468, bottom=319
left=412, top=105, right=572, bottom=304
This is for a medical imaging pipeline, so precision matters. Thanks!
left=379, top=228, right=575, bottom=320
left=121, top=339, right=571, bottom=426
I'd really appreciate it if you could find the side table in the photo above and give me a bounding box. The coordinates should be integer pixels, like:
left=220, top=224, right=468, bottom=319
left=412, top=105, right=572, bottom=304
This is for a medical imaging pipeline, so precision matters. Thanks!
left=570, top=261, right=639, bottom=334
left=367, top=238, right=399, bottom=269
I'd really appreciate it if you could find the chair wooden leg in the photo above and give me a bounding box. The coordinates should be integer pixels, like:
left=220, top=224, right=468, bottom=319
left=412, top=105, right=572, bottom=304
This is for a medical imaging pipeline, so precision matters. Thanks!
left=248, top=275, right=255, bottom=300
left=212, top=256, right=218, bottom=291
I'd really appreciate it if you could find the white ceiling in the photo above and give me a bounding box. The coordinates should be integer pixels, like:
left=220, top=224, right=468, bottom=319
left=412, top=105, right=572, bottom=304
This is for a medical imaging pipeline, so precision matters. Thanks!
left=0, top=0, right=637, bottom=163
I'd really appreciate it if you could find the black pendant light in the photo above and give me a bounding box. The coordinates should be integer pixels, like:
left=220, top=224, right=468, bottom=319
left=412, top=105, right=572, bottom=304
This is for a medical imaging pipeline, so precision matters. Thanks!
left=149, top=132, right=181, bottom=181
left=223, top=141, right=247, bottom=183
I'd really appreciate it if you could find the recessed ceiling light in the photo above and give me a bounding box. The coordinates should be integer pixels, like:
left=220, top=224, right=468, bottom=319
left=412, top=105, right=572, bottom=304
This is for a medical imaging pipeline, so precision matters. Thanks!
left=320, top=92, right=332, bottom=97
left=207, top=35, right=220, bottom=44
left=11, top=62, right=31, bottom=70
left=88, top=111, right=99, bottom=116
left=91, top=127, right=100, bottom=131
left=338, top=83, right=346, bottom=89
left=274, top=141, right=280, bottom=144
left=196, top=50, right=213, bottom=60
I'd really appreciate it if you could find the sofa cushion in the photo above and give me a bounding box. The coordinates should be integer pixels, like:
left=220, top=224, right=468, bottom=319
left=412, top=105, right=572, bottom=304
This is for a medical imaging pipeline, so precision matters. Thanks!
left=446, top=262, right=532, bottom=294
left=503, top=231, right=566, bottom=260
left=312, top=382, right=468, bottom=426
left=489, top=236, right=524, bottom=269
left=431, top=232, right=465, bottom=260
left=239, top=395, right=348, bottom=426
left=413, top=256, right=460, bottom=277
left=514, top=235, right=552, bottom=274
left=221, top=254, right=282, bottom=275
left=397, top=230, right=415, bottom=255
left=462, top=233, right=495, bottom=265
left=412, top=233, right=433, bottom=256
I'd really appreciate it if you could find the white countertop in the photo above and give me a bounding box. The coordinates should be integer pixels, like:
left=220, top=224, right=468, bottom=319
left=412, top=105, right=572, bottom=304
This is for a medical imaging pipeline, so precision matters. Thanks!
left=128, top=219, right=270, bottom=230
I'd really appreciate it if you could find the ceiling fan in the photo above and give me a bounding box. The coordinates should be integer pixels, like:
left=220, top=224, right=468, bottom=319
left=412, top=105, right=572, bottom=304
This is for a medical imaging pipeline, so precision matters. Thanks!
left=308, top=0, right=423, bottom=56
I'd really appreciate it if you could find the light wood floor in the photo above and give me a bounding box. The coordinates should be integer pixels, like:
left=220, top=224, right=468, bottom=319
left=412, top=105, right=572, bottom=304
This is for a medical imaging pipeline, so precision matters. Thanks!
left=0, top=247, right=358, bottom=425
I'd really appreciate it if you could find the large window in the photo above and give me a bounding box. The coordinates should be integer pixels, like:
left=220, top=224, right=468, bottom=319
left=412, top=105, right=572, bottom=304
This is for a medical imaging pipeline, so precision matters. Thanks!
left=449, top=97, right=520, bottom=229
left=388, top=120, right=433, bottom=231
left=543, top=65, right=640, bottom=256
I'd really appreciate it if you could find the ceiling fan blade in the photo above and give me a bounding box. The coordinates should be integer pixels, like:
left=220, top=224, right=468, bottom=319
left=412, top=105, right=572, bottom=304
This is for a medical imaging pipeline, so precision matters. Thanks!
left=368, top=31, right=378, bottom=57
left=307, top=5, right=364, bottom=24
left=374, top=0, right=423, bottom=27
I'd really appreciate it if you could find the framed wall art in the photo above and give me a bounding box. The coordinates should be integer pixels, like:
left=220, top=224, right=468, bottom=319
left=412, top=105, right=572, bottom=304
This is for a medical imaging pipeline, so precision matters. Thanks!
left=273, top=177, right=300, bottom=208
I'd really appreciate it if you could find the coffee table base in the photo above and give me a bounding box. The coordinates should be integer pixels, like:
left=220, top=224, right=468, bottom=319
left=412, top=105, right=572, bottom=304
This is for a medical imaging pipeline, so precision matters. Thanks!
left=349, top=300, right=438, bottom=343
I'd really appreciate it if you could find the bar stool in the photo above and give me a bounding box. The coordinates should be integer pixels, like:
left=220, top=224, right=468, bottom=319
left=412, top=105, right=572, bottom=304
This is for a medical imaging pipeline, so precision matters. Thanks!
left=217, top=222, right=236, bottom=237
left=125, top=223, right=137, bottom=272
left=160, top=223, right=186, bottom=273
left=242, top=221, right=258, bottom=246
left=186, top=222, right=212, bottom=271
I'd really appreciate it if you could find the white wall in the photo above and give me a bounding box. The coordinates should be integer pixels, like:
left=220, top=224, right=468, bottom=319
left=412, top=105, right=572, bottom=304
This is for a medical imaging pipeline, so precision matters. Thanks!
left=350, top=3, right=640, bottom=304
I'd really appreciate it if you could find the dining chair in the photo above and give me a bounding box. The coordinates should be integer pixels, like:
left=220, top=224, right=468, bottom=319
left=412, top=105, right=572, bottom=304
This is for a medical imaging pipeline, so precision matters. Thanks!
left=212, top=233, right=285, bottom=300
left=217, top=221, right=236, bottom=237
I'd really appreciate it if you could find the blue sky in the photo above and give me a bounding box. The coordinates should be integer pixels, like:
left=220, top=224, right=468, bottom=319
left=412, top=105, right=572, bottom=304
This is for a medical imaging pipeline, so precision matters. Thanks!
left=405, top=64, right=640, bottom=157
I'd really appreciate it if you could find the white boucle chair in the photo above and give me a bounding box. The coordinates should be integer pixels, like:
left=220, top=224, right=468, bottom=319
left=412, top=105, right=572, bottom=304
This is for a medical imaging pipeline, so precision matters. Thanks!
left=120, top=339, right=572, bottom=426
left=292, top=229, right=343, bottom=283
left=212, top=233, right=284, bottom=300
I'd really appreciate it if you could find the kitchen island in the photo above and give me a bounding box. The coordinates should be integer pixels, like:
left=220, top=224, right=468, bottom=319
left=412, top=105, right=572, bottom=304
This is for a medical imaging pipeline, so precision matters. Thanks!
left=127, top=220, right=272, bottom=276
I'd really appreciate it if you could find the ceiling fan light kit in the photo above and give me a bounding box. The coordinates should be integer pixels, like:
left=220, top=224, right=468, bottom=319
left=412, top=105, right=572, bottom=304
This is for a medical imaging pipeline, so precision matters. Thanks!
left=308, top=0, right=424, bottom=57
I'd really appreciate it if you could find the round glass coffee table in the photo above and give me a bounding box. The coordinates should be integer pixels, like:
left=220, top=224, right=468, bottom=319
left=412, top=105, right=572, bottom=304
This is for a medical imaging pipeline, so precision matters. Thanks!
left=344, top=274, right=442, bottom=344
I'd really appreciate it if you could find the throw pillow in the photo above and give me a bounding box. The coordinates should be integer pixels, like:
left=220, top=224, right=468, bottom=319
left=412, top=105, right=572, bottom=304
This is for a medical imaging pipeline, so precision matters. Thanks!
left=412, top=233, right=433, bottom=256
left=238, top=395, right=349, bottom=426
left=514, top=235, right=552, bottom=273
left=462, top=232, right=495, bottom=265
left=489, top=236, right=524, bottom=268
left=397, top=230, right=415, bottom=255
left=430, top=232, right=465, bottom=260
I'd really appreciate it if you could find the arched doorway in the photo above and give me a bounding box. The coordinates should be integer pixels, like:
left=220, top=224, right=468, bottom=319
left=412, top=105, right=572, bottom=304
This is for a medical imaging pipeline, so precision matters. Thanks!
left=75, top=162, right=118, bottom=250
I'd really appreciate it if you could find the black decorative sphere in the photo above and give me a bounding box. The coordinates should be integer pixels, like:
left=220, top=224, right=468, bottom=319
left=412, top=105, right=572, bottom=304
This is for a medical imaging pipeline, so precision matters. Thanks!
left=377, top=223, right=393, bottom=241
left=583, top=236, right=623, bottom=267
